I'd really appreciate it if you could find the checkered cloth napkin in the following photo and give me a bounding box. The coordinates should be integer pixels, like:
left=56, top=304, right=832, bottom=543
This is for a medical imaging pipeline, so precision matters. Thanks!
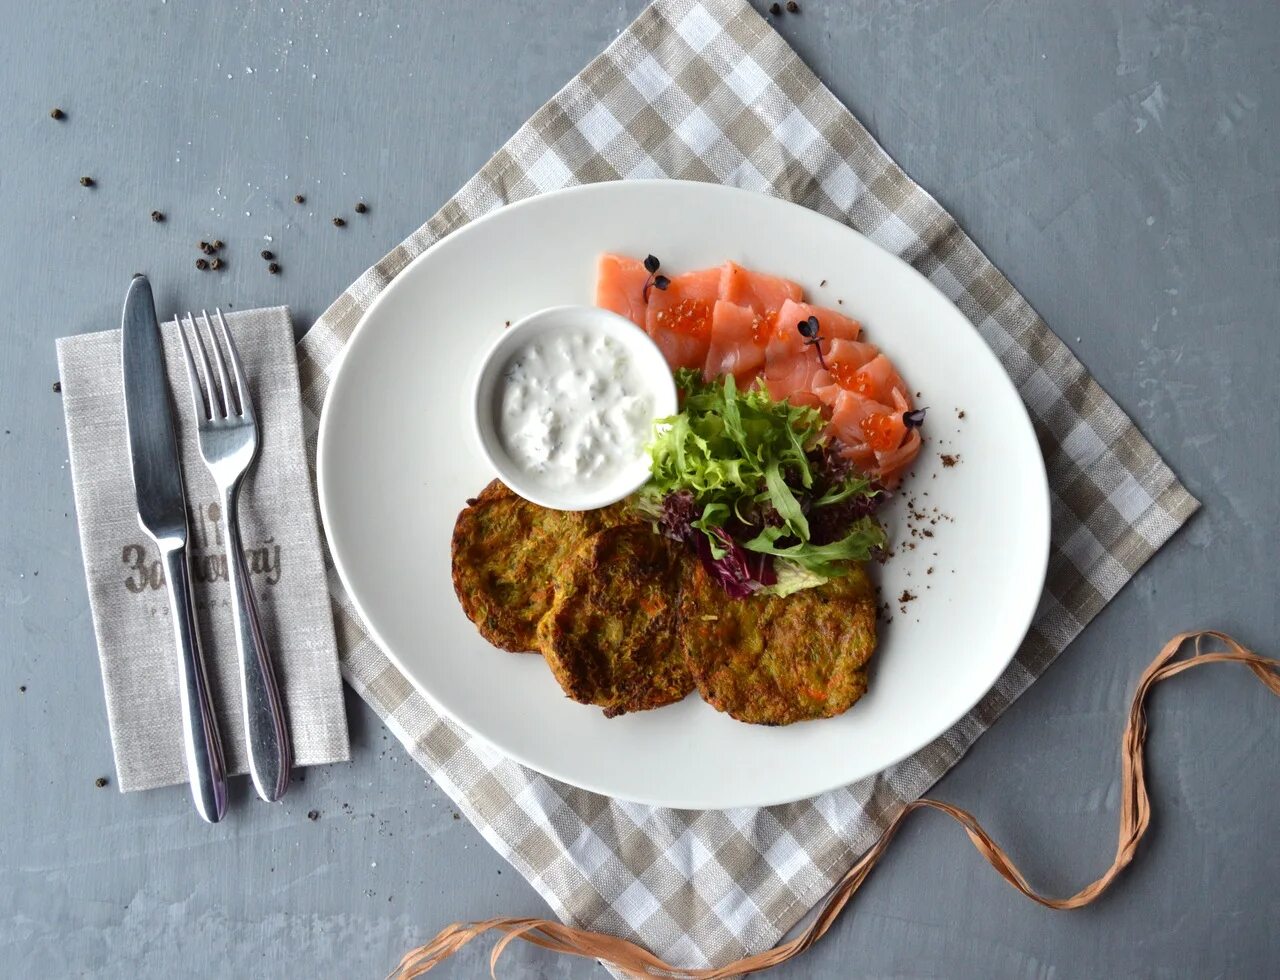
left=297, top=0, right=1197, bottom=969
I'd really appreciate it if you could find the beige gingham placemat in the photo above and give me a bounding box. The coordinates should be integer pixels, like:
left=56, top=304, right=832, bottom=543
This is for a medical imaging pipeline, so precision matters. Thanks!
left=298, top=0, right=1198, bottom=969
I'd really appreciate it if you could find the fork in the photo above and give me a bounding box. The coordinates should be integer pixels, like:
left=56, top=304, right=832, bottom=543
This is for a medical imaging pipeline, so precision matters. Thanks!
left=175, top=309, right=292, bottom=802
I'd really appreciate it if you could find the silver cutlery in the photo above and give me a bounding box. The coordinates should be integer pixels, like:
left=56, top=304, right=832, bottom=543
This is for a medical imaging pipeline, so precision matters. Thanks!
left=175, top=309, right=292, bottom=803
left=121, top=277, right=228, bottom=823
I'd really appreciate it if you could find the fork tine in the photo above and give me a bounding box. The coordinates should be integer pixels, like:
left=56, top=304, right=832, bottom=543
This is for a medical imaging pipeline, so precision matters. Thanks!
left=173, top=314, right=210, bottom=421
left=199, top=309, right=235, bottom=418
left=212, top=308, right=253, bottom=421
left=188, top=311, right=225, bottom=418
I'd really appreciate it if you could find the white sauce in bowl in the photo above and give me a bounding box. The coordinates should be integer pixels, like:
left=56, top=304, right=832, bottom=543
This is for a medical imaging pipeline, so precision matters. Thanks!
left=497, top=329, right=654, bottom=493
left=473, top=305, right=677, bottom=511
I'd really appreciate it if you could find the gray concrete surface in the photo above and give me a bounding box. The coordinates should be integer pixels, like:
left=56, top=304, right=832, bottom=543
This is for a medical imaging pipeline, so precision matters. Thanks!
left=2, top=1, right=1277, bottom=977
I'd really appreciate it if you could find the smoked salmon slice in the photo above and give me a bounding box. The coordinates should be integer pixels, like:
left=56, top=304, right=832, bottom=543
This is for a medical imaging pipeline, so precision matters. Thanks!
left=719, top=261, right=803, bottom=318
left=827, top=385, right=917, bottom=486
left=645, top=266, right=720, bottom=371
left=763, top=350, right=827, bottom=404
left=593, top=254, right=923, bottom=486
left=645, top=266, right=720, bottom=337
left=847, top=353, right=910, bottom=407
left=704, top=301, right=767, bottom=383
left=595, top=253, right=650, bottom=328
left=763, top=300, right=863, bottom=376
left=814, top=339, right=880, bottom=408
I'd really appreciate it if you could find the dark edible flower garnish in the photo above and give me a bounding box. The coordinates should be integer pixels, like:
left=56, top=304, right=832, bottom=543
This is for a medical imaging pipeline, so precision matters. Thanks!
left=903, top=408, right=927, bottom=430
left=642, top=254, right=671, bottom=301
left=796, top=314, right=829, bottom=370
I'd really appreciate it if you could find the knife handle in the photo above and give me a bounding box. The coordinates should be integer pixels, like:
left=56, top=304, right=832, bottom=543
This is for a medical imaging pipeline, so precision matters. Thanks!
left=222, top=486, right=292, bottom=802
left=162, top=543, right=229, bottom=823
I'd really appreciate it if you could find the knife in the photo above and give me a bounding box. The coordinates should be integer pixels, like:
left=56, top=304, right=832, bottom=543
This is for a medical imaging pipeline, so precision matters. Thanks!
left=121, top=275, right=228, bottom=823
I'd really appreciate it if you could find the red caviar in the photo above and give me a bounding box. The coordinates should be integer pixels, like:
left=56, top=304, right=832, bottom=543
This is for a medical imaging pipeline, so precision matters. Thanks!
left=831, top=362, right=875, bottom=396
left=750, top=310, right=779, bottom=345
left=859, top=412, right=901, bottom=452
left=665, top=298, right=713, bottom=338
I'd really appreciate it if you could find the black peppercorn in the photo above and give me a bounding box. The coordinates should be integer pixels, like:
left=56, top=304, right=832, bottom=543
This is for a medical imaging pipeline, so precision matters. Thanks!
left=150, top=210, right=164, bottom=222
left=210, top=258, right=223, bottom=270
left=786, top=0, right=799, bottom=10
left=261, top=249, right=274, bottom=260
left=195, top=258, right=209, bottom=270
left=769, top=2, right=781, bottom=13
left=212, top=239, right=223, bottom=250
left=80, top=176, right=95, bottom=187
left=332, top=216, right=346, bottom=227
left=268, top=262, right=280, bottom=275
left=293, top=194, right=305, bottom=204
left=354, top=201, right=368, bottom=214
left=50, top=107, right=66, bottom=120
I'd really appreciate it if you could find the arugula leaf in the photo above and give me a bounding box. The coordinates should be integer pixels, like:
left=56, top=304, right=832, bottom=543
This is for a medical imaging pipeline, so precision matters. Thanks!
left=743, top=518, right=887, bottom=578
left=763, top=460, right=808, bottom=539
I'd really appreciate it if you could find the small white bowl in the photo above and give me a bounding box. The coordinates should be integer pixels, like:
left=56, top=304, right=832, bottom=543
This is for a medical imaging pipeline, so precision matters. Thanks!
left=472, top=305, right=677, bottom=511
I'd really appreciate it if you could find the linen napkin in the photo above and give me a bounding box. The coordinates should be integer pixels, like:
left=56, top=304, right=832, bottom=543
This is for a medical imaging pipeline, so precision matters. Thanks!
left=57, top=306, right=349, bottom=792
left=298, top=0, right=1197, bottom=969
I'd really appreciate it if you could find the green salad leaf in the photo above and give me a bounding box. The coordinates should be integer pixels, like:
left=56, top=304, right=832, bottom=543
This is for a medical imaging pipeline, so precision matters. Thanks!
left=743, top=518, right=886, bottom=579
left=640, top=370, right=885, bottom=595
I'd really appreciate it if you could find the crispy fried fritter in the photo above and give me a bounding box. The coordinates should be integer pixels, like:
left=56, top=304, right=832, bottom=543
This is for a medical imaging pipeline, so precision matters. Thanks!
left=679, top=563, right=877, bottom=725
left=454, top=480, right=878, bottom=725
left=537, top=525, right=692, bottom=717
left=451, top=481, right=607, bottom=652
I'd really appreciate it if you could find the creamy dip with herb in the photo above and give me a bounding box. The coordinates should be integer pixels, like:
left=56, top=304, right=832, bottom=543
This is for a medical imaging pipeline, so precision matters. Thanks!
left=496, top=328, right=655, bottom=493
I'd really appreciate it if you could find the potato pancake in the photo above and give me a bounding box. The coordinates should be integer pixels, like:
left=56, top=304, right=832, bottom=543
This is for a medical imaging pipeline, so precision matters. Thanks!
left=451, top=481, right=607, bottom=652
left=679, top=562, right=877, bottom=725
left=537, top=524, right=692, bottom=717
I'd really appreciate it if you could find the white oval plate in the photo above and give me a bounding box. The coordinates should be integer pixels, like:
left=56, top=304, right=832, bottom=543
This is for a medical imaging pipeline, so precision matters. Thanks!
left=318, top=181, right=1050, bottom=809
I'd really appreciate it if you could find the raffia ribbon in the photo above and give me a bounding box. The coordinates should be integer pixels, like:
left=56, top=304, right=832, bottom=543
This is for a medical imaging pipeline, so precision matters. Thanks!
left=392, top=631, right=1280, bottom=979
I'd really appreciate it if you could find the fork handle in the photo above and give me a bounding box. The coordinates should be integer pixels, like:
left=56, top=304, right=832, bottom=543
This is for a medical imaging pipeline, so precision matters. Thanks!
left=161, top=543, right=228, bottom=823
left=222, top=485, right=292, bottom=802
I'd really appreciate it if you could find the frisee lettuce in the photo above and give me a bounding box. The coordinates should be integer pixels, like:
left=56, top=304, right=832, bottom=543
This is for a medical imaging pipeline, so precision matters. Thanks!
left=640, top=370, right=885, bottom=593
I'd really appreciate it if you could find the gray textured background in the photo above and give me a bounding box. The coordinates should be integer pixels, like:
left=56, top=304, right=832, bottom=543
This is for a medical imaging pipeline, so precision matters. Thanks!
left=2, top=1, right=1277, bottom=977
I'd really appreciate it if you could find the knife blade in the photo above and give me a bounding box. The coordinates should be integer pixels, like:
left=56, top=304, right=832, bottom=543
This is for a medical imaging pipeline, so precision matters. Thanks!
left=122, top=275, right=189, bottom=541
left=121, top=275, right=228, bottom=823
